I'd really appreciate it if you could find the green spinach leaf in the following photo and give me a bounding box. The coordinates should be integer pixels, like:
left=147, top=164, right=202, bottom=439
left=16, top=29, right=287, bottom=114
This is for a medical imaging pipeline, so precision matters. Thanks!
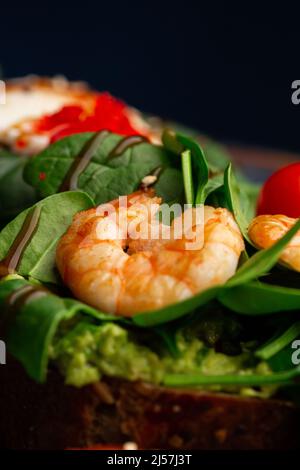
left=219, top=282, right=300, bottom=315
left=177, top=134, right=209, bottom=204
left=133, top=286, right=220, bottom=327
left=0, top=278, right=120, bottom=382
left=202, top=173, right=224, bottom=201
left=162, top=128, right=230, bottom=173
left=0, top=191, right=94, bottom=283
left=162, top=130, right=209, bottom=205
left=0, top=151, right=37, bottom=225
left=223, top=163, right=253, bottom=243
left=154, top=167, right=184, bottom=204
left=23, top=132, right=183, bottom=204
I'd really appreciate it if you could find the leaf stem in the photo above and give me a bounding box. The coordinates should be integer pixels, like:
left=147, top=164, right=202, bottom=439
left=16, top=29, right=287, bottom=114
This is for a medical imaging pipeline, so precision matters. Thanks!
left=256, top=321, right=300, bottom=360
left=164, top=366, right=300, bottom=387
left=181, top=149, right=194, bottom=206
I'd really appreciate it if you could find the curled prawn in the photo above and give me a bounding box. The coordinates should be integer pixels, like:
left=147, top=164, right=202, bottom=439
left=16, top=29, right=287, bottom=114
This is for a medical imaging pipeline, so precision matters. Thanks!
left=56, top=190, right=244, bottom=317
left=249, top=214, right=300, bottom=271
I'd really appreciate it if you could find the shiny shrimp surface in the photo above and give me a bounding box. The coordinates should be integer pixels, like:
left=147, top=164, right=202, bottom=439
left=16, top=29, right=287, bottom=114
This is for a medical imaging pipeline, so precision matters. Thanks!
left=249, top=214, right=300, bottom=271
left=56, top=191, right=244, bottom=317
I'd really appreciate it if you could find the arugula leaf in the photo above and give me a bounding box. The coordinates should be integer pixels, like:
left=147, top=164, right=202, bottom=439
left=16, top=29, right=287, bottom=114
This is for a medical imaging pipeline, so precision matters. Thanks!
left=0, top=151, right=37, bottom=225
left=0, top=191, right=94, bottom=283
left=0, top=278, right=121, bottom=382
left=23, top=132, right=183, bottom=204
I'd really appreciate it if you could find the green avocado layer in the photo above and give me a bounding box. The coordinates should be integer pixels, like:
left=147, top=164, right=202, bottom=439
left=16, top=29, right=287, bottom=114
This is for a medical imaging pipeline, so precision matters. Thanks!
left=50, top=321, right=274, bottom=397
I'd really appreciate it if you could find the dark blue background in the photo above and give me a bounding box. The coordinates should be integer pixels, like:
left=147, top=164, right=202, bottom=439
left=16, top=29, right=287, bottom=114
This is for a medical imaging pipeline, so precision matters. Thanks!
left=1, top=5, right=299, bottom=151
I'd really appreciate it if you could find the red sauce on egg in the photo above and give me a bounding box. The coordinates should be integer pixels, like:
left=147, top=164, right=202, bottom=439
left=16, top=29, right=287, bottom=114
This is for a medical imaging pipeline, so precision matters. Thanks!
left=36, top=93, right=140, bottom=142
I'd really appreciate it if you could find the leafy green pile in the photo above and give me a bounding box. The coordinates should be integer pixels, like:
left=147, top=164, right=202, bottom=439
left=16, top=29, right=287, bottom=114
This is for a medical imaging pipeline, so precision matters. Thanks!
left=0, top=130, right=300, bottom=399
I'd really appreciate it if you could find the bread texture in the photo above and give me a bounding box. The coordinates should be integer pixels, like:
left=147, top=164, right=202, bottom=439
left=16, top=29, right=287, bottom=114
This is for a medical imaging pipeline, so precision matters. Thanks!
left=0, top=356, right=299, bottom=449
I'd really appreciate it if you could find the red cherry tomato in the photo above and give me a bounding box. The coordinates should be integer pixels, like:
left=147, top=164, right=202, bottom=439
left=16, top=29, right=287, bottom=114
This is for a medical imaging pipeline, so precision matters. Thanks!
left=257, top=162, right=300, bottom=217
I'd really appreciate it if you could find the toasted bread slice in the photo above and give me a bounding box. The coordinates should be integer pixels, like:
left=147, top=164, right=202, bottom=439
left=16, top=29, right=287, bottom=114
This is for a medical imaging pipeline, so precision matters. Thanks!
left=0, top=356, right=299, bottom=450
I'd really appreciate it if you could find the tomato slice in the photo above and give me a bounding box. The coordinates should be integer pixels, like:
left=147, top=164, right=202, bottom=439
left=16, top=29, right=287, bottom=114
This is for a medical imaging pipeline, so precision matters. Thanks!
left=257, top=162, right=300, bottom=217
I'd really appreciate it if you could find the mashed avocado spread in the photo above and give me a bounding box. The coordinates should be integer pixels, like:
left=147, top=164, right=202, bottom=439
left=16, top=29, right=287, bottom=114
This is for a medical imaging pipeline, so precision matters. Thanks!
left=50, top=321, right=274, bottom=397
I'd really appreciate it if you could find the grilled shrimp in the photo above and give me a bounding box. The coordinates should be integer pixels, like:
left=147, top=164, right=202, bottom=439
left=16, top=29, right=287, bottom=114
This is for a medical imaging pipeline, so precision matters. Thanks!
left=249, top=214, right=300, bottom=271
left=56, top=191, right=244, bottom=317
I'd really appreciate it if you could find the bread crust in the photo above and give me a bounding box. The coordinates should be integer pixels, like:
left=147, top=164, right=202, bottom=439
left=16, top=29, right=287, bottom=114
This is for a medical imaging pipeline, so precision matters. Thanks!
left=0, top=356, right=299, bottom=449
